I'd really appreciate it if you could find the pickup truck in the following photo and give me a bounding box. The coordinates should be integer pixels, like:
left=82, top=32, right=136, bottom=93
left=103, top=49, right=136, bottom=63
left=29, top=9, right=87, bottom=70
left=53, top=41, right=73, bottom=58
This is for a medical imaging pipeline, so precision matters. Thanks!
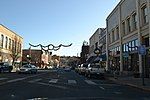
left=85, top=64, right=105, bottom=78
left=0, top=62, right=13, bottom=73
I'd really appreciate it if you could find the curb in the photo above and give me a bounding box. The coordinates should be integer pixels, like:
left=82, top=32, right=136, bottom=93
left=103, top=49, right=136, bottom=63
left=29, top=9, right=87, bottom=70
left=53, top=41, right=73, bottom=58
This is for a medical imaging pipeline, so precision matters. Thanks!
left=106, top=77, right=150, bottom=92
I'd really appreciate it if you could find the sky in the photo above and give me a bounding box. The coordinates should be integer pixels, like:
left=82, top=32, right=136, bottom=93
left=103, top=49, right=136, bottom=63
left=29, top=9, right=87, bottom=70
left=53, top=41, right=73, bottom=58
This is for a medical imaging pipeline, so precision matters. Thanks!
left=0, top=0, right=120, bottom=56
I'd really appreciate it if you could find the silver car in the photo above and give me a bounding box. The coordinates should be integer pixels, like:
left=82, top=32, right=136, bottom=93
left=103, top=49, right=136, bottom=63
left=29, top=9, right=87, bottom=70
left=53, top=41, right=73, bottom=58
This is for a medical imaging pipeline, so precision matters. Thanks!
left=17, top=64, right=38, bottom=74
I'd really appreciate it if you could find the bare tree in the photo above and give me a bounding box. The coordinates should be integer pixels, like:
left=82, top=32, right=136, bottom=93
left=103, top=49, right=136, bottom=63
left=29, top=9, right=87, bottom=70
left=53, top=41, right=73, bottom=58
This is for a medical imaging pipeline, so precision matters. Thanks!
left=10, top=51, right=21, bottom=66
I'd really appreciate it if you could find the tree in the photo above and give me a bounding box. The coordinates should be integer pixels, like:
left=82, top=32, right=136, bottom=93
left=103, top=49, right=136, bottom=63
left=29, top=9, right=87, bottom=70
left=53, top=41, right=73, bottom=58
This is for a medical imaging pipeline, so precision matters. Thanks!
left=10, top=52, right=21, bottom=66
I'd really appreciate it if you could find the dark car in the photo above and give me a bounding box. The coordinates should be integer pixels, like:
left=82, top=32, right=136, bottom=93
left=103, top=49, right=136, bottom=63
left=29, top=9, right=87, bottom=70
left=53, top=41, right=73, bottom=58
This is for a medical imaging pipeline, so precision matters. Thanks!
left=0, top=62, right=13, bottom=73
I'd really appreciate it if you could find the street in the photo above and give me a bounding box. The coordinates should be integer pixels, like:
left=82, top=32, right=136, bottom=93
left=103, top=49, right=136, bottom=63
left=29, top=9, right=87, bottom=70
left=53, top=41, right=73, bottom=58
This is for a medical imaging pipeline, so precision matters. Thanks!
left=0, top=69, right=150, bottom=100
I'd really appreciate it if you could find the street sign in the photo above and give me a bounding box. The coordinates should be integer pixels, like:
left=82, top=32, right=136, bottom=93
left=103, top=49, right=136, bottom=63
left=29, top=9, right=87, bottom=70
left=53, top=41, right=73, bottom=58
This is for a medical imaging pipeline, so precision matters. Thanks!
left=138, top=45, right=146, bottom=55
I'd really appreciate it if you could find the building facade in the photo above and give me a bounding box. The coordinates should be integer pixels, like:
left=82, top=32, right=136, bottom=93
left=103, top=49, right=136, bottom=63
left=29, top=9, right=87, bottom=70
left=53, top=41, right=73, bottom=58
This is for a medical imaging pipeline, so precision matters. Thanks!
left=22, top=49, right=49, bottom=68
left=106, top=0, right=150, bottom=75
left=89, top=28, right=103, bottom=57
left=0, top=24, right=23, bottom=64
left=80, top=41, right=89, bottom=64
left=99, top=28, right=107, bottom=68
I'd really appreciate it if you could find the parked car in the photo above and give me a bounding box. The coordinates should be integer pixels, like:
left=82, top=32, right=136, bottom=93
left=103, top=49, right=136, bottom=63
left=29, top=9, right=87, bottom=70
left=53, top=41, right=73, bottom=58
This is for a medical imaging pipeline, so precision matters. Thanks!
left=78, top=63, right=88, bottom=75
left=0, top=62, right=13, bottom=73
left=64, top=67, right=71, bottom=72
left=85, top=63, right=105, bottom=78
left=17, top=64, right=38, bottom=74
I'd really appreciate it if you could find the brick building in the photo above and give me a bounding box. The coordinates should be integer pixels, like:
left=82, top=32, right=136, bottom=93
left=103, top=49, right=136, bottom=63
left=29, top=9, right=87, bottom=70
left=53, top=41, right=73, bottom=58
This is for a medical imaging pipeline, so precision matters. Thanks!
left=0, top=24, right=23, bottom=64
left=22, top=49, right=49, bottom=68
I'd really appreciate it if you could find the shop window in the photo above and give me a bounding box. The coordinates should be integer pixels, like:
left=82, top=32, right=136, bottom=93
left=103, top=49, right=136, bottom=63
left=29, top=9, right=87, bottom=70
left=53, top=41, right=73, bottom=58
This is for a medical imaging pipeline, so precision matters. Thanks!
left=128, top=42, right=132, bottom=51
left=144, top=37, right=149, bottom=47
left=125, top=43, right=129, bottom=52
left=131, top=40, right=135, bottom=51
left=135, top=39, right=138, bottom=50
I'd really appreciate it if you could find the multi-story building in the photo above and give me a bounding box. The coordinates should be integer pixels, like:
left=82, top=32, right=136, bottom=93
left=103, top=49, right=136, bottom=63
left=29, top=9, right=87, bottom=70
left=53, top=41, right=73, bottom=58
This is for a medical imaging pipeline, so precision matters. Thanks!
left=89, top=28, right=103, bottom=57
left=88, top=28, right=106, bottom=64
left=80, top=41, right=89, bottom=64
left=22, top=49, right=49, bottom=68
left=106, top=0, right=150, bottom=76
left=0, top=24, right=23, bottom=64
left=99, top=28, right=107, bottom=68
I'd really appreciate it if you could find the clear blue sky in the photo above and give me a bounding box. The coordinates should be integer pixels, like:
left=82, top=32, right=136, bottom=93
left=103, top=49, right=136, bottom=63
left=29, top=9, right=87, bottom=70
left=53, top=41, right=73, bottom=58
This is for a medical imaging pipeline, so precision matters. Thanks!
left=0, top=0, right=120, bottom=56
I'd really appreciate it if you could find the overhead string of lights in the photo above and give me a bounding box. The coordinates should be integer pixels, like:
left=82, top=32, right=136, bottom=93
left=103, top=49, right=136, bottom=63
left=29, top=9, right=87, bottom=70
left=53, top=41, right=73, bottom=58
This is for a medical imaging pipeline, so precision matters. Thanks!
left=29, top=43, right=72, bottom=52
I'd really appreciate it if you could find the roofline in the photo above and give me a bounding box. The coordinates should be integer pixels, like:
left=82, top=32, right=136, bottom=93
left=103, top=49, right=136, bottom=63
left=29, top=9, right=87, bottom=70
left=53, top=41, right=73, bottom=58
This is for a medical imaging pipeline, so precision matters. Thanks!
left=0, top=24, right=23, bottom=39
left=89, top=28, right=105, bottom=40
left=106, top=0, right=124, bottom=21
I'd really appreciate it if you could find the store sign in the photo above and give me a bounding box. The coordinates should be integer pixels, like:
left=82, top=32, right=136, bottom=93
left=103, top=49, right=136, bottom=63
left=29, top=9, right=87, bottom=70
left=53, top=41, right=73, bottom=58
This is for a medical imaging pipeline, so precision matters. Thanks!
left=138, top=45, right=146, bottom=55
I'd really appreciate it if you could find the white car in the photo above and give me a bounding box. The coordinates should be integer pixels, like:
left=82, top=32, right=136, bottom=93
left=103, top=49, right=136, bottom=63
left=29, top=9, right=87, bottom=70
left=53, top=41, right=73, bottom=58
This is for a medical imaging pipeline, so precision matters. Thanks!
left=17, top=64, right=38, bottom=74
left=85, top=64, right=105, bottom=78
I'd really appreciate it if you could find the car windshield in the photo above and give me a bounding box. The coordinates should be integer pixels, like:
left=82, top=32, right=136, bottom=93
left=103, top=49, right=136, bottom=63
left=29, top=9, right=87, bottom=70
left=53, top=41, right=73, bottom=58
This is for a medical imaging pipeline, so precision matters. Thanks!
left=0, top=0, right=150, bottom=100
left=22, top=65, right=30, bottom=68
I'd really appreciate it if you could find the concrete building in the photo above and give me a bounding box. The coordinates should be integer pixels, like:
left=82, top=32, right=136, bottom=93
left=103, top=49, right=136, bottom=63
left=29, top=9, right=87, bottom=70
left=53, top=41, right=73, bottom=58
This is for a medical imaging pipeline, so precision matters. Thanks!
left=99, top=28, right=107, bottom=68
left=22, top=49, right=49, bottom=68
left=106, top=0, right=150, bottom=76
left=89, top=28, right=103, bottom=57
left=88, top=28, right=106, bottom=64
left=0, top=24, right=23, bottom=64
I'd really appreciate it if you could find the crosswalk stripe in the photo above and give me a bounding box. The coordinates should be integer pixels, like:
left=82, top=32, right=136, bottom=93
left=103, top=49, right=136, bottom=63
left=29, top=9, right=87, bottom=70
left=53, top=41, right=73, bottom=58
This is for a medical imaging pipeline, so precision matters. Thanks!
left=49, top=79, right=58, bottom=83
left=0, top=78, right=8, bottom=81
left=68, top=80, right=77, bottom=84
left=28, top=79, right=42, bottom=83
left=85, top=80, right=97, bottom=85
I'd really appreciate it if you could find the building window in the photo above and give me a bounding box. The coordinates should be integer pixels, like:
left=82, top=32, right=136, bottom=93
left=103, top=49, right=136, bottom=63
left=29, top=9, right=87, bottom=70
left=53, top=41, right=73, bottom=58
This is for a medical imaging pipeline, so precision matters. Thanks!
left=12, top=40, right=14, bottom=52
left=122, top=22, right=125, bottom=36
left=0, top=35, right=4, bottom=48
left=9, top=38, right=11, bottom=50
left=135, top=39, right=138, bottom=50
left=128, top=42, right=132, bottom=51
left=19, top=44, right=22, bottom=53
left=109, top=33, right=111, bottom=43
left=95, top=42, right=98, bottom=48
left=112, top=30, right=115, bottom=42
left=131, top=40, right=135, bottom=51
left=132, top=13, right=137, bottom=30
left=127, top=17, right=131, bottom=33
left=142, top=5, right=148, bottom=24
left=5, top=37, right=8, bottom=49
left=116, top=27, right=119, bottom=40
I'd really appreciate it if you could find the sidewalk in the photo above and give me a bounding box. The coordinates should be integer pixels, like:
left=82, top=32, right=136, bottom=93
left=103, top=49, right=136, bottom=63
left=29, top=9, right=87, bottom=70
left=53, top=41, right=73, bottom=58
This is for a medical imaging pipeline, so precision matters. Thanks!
left=106, top=74, right=150, bottom=92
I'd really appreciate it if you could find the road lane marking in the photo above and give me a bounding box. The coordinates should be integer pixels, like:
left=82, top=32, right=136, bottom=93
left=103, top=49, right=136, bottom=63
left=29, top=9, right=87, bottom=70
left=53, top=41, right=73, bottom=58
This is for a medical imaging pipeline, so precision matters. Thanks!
left=0, top=73, right=48, bottom=86
left=49, top=79, right=58, bottom=83
left=28, top=79, right=42, bottom=83
left=85, top=80, right=97, bottom=85
left=99, top=86, right=105, bottom=90
left=37, top=82, right=67, bottom=90
left=7, top=78, right=26, bottom=83
left=68, top=80, right=77, bottom=84
left=0, top=78, right=8, bottom=80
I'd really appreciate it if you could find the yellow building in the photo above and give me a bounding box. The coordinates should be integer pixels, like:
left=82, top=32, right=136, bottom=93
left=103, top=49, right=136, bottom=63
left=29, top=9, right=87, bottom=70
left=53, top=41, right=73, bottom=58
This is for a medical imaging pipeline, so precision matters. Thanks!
left=0, top=24, right=23, bottom=64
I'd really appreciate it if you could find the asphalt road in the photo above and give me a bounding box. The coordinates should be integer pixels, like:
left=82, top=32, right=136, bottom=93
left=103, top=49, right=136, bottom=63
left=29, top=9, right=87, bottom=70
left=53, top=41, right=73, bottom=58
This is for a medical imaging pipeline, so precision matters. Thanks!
left=0, top=69, right=150, bottom=100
